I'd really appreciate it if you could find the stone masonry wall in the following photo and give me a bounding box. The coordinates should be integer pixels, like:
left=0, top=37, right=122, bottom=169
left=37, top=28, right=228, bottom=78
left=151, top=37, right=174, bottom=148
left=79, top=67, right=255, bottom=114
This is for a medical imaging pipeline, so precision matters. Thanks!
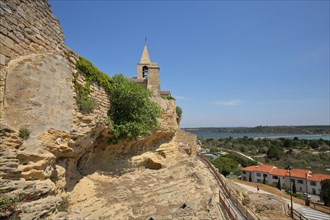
left=0, top=0, right=67, bottom=62
left=0, top=0, right=68, bottom=126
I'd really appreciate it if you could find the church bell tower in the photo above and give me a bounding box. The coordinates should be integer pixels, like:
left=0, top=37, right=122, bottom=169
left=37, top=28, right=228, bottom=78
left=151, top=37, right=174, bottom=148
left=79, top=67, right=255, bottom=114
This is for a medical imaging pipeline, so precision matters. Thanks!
left=137, top=44, right=160, bottom=96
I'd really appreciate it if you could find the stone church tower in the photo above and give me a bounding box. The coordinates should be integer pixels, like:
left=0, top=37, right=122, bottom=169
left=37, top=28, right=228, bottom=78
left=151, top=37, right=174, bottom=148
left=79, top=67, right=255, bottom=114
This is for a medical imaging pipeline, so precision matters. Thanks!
left=137, top=45, right=160, bottom=96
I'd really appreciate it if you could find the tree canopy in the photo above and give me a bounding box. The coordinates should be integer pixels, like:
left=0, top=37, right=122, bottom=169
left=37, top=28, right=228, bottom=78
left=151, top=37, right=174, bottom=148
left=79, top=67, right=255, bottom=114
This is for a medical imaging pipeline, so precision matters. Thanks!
left=320, top=179, right=330, bottom=206
left=108, top=74, right=161, bottom=141
left=212, top=157, right=239, bottom=177
left=266, top=146, right=284, bottom=160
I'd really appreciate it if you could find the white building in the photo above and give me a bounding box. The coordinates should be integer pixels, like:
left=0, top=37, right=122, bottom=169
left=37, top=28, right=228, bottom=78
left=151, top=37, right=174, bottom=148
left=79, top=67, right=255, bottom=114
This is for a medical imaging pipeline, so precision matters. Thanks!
left=241, top=164, right=330, bottom=196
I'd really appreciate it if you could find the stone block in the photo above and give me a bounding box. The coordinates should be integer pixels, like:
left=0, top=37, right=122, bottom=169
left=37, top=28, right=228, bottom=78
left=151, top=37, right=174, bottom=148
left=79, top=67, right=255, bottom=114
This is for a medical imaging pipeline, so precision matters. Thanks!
left=0, top=42, right=14, bottom=58
left=0, top=54, right=5, bottom=65
left=0, top=33, right=15, bottom=50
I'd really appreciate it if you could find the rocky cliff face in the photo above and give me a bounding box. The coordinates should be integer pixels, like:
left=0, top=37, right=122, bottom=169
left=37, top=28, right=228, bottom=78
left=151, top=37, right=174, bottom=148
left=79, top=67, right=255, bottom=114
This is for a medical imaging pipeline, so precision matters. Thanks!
left=0, top=1, right=225, bottom=219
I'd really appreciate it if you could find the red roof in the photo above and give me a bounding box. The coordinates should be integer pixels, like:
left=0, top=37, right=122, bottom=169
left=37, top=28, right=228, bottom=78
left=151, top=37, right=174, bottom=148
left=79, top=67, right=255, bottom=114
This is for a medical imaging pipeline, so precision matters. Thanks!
left=270, top=168, right=287, bottom=176
left=241, top=164, right=330, bottom=182
left=288, top=169, right=311, bottom=179
left=241, top=164, right=275, bottom=173
left=309, top=173, right=330, bottom=182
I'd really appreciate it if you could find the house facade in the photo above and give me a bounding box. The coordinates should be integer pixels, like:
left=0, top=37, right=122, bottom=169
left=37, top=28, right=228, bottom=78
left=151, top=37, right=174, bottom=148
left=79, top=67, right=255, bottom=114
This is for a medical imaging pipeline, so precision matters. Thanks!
left=241, top=164, right=330, bottom=196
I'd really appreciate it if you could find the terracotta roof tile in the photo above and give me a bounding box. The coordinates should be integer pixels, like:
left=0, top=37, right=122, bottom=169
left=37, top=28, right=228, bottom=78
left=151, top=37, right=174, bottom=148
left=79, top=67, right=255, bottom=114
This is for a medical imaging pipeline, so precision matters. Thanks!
left=309, top=173, right=330, bottom=182
left=288, top=169, right=311, bottom=179
left=241, top=164, right=275, bottom=173
left=241, top=164, right=330, bottom=182
left=270, top=168, right=287, bottom=176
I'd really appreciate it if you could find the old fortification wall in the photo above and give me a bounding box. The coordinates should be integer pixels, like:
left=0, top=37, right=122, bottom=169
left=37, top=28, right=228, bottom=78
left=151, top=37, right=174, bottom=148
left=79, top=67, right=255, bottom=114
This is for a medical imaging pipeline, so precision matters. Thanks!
left=0, top=0, right=67, bottom=62
left=0, top=0, right=69, bottom=125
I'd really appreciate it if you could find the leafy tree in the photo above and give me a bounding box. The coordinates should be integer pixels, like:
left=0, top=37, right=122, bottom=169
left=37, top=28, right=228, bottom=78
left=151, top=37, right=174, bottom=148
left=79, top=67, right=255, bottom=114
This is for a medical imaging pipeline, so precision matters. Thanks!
left=320, top=179, right=330, bottom=206
left=309, top=141, right=319, bottom=150
left=108, top=74, right=160, bottom=141
left=283, top=139, right=293, bottom=148
left=212, top=157, right=238, bottom=177
left=277, top=178, right=282, bottom=190
left=176, top=106, right=183, bottom=124
left=266, top=146, right=284, bottom=160
left=223, top=153, right=257, bottom=167
left=292, top=181, right=297, bottom=194
left=210, top=147, right=219, bottom=154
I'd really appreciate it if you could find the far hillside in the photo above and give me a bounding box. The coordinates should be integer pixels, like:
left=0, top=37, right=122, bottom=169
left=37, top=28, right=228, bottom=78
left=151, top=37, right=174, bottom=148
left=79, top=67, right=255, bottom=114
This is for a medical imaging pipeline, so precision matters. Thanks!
left=184, top=125, right=330, bottom=135
left=200, top=136, right=330, bottom=175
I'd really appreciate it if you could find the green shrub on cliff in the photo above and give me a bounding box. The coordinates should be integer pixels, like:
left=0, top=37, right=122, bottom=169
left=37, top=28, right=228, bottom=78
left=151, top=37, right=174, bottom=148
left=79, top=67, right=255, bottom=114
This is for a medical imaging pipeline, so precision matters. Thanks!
left=176, top=106, right=182, bottom=123
left=74, top=57, right=161, bottom=141
left=109, top=74, right=160, bottom=141
left=74, top=56, right=111, bottom=113
left=19, top=127, right=30, bottom=140
left=76, top=95, right=96, bottom=113
left=0, top=193, right=24, bottom=219
left=76, top=56, right=112, bottom=93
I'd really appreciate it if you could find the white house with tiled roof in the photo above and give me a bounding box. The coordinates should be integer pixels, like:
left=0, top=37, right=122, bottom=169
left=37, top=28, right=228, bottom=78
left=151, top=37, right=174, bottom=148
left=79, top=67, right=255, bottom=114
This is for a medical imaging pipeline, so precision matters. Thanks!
left=241, top=164, right=330, bottom=196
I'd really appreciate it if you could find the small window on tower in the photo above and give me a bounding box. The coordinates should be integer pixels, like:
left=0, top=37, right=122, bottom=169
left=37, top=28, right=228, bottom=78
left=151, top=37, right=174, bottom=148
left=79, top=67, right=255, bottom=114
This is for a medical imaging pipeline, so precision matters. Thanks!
left=142, top=66, right=148, bottom=78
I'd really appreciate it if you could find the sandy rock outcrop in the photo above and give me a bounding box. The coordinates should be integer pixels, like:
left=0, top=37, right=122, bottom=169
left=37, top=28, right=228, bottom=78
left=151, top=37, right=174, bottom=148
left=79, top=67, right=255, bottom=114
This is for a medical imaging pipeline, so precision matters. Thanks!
left=0, top=1, right=227, bottom=219
left=228, top=181, right=288, bottom=219
left=68, top=146, right=224, bottom=219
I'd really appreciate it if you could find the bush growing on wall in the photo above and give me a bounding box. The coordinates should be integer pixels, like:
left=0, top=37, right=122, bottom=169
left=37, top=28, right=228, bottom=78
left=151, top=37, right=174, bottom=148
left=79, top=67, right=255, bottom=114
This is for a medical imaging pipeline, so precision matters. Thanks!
left=176, top=106, right=182, bottom=124
left=108, top=74, right=160, bottom=142
left=19, top=127, right=30, bottom=140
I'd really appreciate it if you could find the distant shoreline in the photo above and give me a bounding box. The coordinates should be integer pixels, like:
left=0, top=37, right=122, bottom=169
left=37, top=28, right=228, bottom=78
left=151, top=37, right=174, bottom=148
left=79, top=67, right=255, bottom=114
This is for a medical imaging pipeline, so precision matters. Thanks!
left=182, top=125, right=330, bottom=137
left=186, top=131, right=330, bottom=140
left=255, top=134, right=328, bottom=139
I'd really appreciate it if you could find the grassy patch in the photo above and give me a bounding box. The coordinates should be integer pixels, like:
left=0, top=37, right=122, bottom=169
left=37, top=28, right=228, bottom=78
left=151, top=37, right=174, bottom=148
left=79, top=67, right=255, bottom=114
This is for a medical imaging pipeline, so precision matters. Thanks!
left=76, top=56, right=112, bottom=93
left=18, top=127, right=30, bottom=140
left=0, top=194, right=24, bottom=219
left=57, top=196, right=69, bottom=212
left=76, top=95, right=96, bottom=113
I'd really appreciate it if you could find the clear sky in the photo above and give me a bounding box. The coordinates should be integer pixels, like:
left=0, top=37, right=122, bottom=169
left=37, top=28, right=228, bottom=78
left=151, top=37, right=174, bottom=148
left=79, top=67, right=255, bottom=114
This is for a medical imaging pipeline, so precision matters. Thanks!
left=50, top=0, right=329, bottom=128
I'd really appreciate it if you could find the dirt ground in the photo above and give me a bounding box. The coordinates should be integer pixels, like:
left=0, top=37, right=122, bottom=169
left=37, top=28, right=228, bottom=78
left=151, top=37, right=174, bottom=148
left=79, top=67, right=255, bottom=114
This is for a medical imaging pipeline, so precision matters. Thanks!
left=233, top=179, right=330, bottom=214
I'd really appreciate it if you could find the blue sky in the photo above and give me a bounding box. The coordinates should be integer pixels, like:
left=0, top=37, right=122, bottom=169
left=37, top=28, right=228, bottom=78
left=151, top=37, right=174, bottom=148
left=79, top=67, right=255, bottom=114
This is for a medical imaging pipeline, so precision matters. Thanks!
left=50, top=0, right=329, bottom=128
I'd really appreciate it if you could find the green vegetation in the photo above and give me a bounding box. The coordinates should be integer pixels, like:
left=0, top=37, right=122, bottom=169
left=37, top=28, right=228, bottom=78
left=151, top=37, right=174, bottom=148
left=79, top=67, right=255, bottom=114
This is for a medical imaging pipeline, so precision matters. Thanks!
left=18, top=127, right=30, bottom=140
left=74, top=56, right=164, bottom=142
left=292, top=181, right=297, bottom=193
left=266, top=145, right=284, bottom=160
left=185, top=125, right=330, bottom=135
left=73, top=56, right=112, bottom=113
left=76, top=56, right=112, bottom=93
left=320, top=179, right=330, bottom=206
left=289, top=192, right=303, bottom=199
left=211, top=157, right=239, bottom=177
left=161, top=95, right=175, bottom=100
left=76, top=94, right=96, bottom=113
left=57, top=196, right=69, bottom=212
left=210, top=152, right=256, bottom=177
left=0, top=194, right=24, bottom=219
left=277, top=178, right=281, bottom=190
left=108, top=74, right=160, bottom=142
left=222, top=152, right=257, bottom=167
left=176, top=106, right=183, bottom=124
left=200, top=137, right=330, bottom=174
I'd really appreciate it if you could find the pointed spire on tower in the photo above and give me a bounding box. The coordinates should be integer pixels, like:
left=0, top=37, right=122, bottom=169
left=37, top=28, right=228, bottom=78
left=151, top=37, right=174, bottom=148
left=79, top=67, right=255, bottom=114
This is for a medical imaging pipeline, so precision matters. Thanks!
left=140, top=40, right=151, bottom=64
